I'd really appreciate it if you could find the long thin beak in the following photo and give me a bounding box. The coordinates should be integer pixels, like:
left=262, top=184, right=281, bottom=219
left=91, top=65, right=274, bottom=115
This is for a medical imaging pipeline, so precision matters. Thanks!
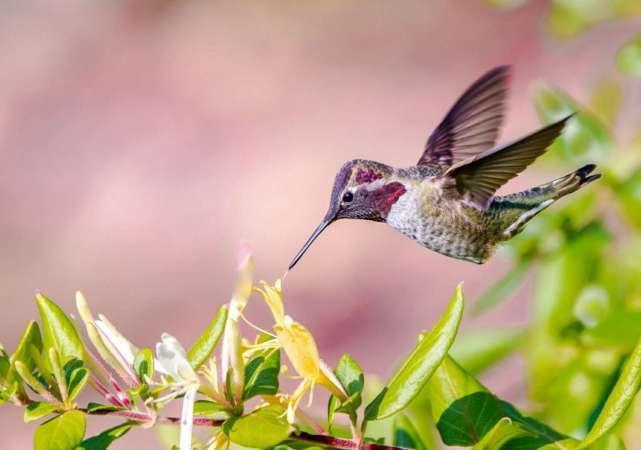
left=288, top=220, right=332, bottom=270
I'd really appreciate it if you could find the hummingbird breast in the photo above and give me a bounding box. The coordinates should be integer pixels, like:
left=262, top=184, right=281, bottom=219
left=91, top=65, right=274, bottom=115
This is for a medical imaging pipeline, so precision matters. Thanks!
left=386, top=178, right=499, bottom=263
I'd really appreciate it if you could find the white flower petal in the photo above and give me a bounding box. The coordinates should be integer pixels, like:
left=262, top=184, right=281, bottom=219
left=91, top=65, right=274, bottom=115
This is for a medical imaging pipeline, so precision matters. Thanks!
left=154, top=333, right=197, bottom=383
left=95, top=316, right=138, bottom=366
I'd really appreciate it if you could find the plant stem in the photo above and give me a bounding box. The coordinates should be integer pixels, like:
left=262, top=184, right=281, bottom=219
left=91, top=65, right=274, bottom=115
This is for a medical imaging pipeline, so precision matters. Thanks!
left=157, top=415, right=225, bottom=426
left=294, top=431, right=406, bottom=450
left=83, top=409, right=407, bottom=450
left=82, top=407, right=153, bottom=422
left=156, top=417, right=407, bottom=449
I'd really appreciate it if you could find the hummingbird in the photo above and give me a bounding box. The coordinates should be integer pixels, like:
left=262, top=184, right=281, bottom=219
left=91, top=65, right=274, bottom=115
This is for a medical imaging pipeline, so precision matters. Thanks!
left=288, top=66, right=601, bottom=269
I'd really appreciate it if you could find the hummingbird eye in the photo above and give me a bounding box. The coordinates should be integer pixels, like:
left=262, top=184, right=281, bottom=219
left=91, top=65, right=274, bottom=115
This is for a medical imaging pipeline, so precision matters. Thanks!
left=342, top=191, right=354, bottom=203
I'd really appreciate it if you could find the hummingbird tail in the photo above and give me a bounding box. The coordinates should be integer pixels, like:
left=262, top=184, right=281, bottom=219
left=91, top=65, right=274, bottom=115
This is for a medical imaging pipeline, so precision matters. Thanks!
left=540, top=163, right=601, bottom=200
left=493, top=164, right=601, bottom=239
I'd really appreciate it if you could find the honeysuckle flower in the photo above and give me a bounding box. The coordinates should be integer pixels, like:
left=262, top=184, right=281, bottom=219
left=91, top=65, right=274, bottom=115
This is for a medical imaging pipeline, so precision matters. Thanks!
left=255, top=280, right=346, bottom=423
left=75, top=291, right=139, bottom=388
left=155, top=333, right=199, bottom=450
left=220, top=246, right=254, bottom=404
left=94, top=315, right=138, bottom=366
left=155, top=333, right=199, bottom=384
left=196, top=356, right=233, bottom=409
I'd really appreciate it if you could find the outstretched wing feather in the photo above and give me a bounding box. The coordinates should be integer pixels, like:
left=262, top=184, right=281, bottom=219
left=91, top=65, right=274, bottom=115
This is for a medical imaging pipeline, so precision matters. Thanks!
left=443, top=116, right=572, bottom=208
left=419, top=66, right=510, bottom=167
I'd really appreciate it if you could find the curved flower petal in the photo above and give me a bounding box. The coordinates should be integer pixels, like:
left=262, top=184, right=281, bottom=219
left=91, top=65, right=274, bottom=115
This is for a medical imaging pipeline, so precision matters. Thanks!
left=155, top=333, right=197, bottom=384
left=220, top=248, right=255, bottom=402
left=232, top=245, right=254, bottom=313
left=275, top=318, right=320, bottom=380
left=256, top=279, right=347, bottom=419
left=256, top=280, right=285, bottom=325
left=76, top=291, right=138, bottom=384
left=94, top=315, right=138, bottom=367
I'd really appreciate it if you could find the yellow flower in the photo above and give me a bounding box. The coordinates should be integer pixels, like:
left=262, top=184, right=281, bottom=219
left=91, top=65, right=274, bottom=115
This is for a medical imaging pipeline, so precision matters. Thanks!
left=255, top=280, right=346, bottom=422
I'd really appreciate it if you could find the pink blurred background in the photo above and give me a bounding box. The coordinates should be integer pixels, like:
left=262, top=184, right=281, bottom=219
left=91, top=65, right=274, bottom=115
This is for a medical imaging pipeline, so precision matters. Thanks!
left=1, top=1, right=640, bottom=448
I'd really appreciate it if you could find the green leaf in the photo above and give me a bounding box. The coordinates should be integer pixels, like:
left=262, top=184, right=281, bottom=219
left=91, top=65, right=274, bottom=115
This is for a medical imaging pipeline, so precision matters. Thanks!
left=24, top=401, right=58, bottom=423
left=0, top=344, right=10, bottom=380
left=472, top=262, right=529, bottom=315
left=14, top=360, right=52, bottom=399
left=364, top=284, right=464, bottom=420
left=63, top=358, right=83, bottom=381
left=193, top=400, right=226, bottom=417
left=133, top=348, right=154, bottom=381
left=335, top=353, right=364, bottom=397
left=327, top=397, right=339, bottom=434
left=49, top=348, right=68, bottom=403
left=450, top=328, right=526, bottom=375
left=438, top=393, right=568, bottom=447
left=427, top=356, right=569, bottom=447
left=86, top=402, right=125, bottom=414
left=584, top=311, right=641, bottom=348
left=35, top=294, right=84, bottom=368
left=187, top=304, right=228, bottom=369
left=471, top=418, right=529, bottom=450
left=435, top=391, right=502, bottom=445
left=617, top=34, right=641, bottom=77
left=34, top=411, right=86, bottom=450
left=393, top=414, right=426, bottom=450
left=590, top=435, right=626, bottom=450
left=0, top=382, right=17, bottom=406
left=76, top=422, right=133, bottom=450
left=0, top=344, right=12, bottom=405
left=420, top=350, right=483, bottom=422
left=9, top=321, right=43, bottom=382
left=67, top=368, right=89, bottom=401
left=243, top=348, right=280, bottom=400
left=579, top=335, right=641, bottom=448
left=329, top=354, right=364, bottom=427
left=224, top=404, right=290, bottom=448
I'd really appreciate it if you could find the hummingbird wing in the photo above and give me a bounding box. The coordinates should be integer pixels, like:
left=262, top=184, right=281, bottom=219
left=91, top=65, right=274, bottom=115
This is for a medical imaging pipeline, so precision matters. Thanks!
left=418, top=65, right=510, bottom=167
left=442, top=116, right=572, bottom=209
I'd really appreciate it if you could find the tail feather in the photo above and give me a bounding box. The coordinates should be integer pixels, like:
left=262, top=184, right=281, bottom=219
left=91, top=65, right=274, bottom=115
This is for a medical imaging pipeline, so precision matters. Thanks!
left=497, top=164, right=600, bottom=207
left=494, top=164, right=601, bottom=239
left=548, top=163, right=601, bottom=199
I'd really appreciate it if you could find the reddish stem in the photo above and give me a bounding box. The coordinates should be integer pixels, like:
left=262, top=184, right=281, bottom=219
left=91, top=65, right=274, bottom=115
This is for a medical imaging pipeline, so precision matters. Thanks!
left=295, top=431, right=406, bottom=450
left=158, top=416, right=225, bottom=426
left=155, top=417, right=406, bottom=449
left=84, top=409, right=407, bottom=450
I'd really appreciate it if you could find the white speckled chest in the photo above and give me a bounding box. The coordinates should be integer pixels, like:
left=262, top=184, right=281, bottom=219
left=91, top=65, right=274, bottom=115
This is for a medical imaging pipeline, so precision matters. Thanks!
left=386, top=181, right=490, bottom=263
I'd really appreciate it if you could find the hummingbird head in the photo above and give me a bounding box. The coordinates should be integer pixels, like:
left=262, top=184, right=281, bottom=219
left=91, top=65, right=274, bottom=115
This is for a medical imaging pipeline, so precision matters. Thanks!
left=288, top=159, right=407, bottom=269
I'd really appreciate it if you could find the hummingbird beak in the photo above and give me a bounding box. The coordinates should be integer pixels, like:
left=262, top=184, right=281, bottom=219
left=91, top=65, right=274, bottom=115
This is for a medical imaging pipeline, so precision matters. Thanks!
left=288, top=219, right=333, bottom=270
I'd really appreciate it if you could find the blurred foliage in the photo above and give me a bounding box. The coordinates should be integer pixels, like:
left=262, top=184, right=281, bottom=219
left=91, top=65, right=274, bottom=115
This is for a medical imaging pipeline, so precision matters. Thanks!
left=487, top=0, right=641, bottom=38
left=618, top=34, right=641, bottom=77
left=467, top=4, right=641, bottom=448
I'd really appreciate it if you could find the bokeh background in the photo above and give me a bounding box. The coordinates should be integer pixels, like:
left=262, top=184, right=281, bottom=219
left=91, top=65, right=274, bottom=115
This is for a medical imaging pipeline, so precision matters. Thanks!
left=2, top=1, right=641, bottom=448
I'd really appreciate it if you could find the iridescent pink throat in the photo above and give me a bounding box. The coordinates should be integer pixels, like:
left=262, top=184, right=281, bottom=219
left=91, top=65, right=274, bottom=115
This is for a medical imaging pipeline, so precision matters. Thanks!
left=371, top=182, right=406, bottom=217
